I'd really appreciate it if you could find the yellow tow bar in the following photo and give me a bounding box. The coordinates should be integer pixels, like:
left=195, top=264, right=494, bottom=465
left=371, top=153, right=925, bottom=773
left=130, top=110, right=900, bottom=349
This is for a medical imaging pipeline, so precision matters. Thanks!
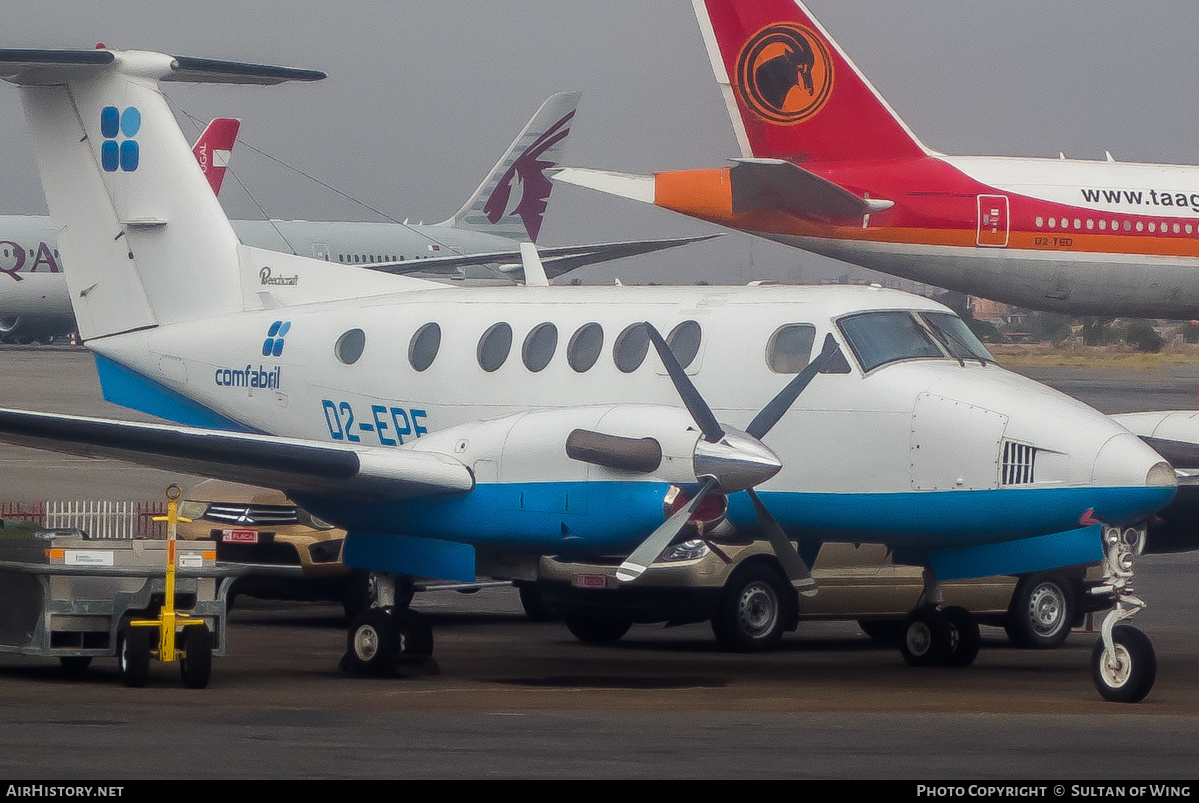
left=127, top=485, right=207, bottom=665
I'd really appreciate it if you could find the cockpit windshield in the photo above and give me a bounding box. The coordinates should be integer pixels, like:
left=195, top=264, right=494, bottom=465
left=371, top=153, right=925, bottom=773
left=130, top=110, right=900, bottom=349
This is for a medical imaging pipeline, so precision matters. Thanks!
left=837, top=310, right=994, bottom=372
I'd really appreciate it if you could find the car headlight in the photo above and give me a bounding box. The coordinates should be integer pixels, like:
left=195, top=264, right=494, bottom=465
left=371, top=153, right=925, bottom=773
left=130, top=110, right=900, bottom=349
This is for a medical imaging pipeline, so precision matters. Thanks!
left=658, top=539, right=711, bottom=563
left=178, top=501, right=209, bottom=520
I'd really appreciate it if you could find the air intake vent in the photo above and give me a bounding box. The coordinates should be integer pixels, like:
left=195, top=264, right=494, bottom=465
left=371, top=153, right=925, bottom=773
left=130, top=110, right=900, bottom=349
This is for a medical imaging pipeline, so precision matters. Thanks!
left=1001, top=441, right=1037, bottom=485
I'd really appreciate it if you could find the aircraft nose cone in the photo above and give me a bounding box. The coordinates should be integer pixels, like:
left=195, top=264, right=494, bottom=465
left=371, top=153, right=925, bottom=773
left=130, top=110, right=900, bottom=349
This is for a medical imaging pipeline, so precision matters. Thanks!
left=1091, top=432, right=1177, bottom=525
left=693, top=428, right=782, bottom=493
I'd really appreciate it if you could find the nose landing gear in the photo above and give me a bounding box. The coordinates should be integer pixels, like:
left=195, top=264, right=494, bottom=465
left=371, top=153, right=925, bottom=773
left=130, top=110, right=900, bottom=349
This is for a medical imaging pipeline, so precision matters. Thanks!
left=1091, top=524, right=1156, bottom=703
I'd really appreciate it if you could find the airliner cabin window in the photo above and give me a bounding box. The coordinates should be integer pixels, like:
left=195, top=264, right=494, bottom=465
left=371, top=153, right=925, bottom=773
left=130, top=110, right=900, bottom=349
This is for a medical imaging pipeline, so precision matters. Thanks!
left=766, top=324, right=816, bottom=374
left=666, top=320, right=703, bottom=369
left=567, top=323, right=604, bottom=373
left=408, top=323, right=441, bottom=372
left=522, top=323, right=558, bottom=373
left=613, top=323, right=650, bottom=373
left=335, top=329, right=366, bottom=365
left=477, top=323, right=513, bottom=373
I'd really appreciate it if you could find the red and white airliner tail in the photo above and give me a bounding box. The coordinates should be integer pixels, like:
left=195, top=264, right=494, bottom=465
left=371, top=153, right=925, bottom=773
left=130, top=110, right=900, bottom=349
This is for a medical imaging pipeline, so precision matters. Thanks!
left=695, top=0, right=926, bottom=163
left=555, top=0, right=1199, bottom=319
left=192, top=117, right=240, bottom=196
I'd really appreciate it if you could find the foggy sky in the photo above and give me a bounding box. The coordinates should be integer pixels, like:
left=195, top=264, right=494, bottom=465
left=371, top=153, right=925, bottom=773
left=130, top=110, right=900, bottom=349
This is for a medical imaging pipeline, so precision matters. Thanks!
left=0, top=0, right=1196, bottom=286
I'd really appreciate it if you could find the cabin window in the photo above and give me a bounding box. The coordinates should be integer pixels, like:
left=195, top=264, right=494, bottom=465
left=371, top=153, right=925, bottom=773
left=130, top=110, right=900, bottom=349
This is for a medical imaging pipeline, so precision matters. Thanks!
left=1136, top=222, right=1145, bottom=232
left=1124, top=220, right=1132, bottom=232
left=837, top=311, right=942, bottom=372
left=766, top=324, right=817, bottom=374
left=1086, top=219, right=1094, bottom=230
left=613, top=323, right=650, bottom=373
left=1175, top=223, right=1182, bottom=234
left=1048, top=218, right=1056, bottom=228
left=522, top=323, right=558, bottom=373
left=567, top=323, right=604, bottom=373
left=1035, top=217, right=1044, bottom=228
left=1099, top=220, right=1107, bottom=231
left=335, top=329, right=366, bottom=365
left=1149, top=222, right=1157, bottom=233
left=477, top=323, right=513, bottom=373
left=666, top=321, right=703, bottom=370
left=408, top=323, right=441, bottom=372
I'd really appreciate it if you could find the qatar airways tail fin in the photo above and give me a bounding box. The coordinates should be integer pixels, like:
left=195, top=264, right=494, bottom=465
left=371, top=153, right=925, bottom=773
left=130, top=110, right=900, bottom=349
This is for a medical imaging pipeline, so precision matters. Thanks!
left=192, top=117, right=240, bottom=195
left=693, top=0, right=928, bottom=162
left=441, top=91, right=580, bottom=242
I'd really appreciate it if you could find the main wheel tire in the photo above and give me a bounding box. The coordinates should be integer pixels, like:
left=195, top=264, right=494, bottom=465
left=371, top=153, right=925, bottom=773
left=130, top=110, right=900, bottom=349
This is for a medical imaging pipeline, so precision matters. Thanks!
left=117, top=628, right=151, bottom=688
left=59, top=656, right=93, bottom=674
left=517, top=582, right=561, bottom=623
left=900, top=605, right=951, bottom=667
left=712, top=564, right=789, bottom=653
left=179, top=624, right=213, bottom=689
left=1092, top=625, right=1157, bottom=703
left=942, top=605, right=981, bottom=668
left=564, top=616, right=631, bottom=644
left=391, top=608, right=434, bottom=660
left=345, top=608, right=399, bottom=675
left=858, top=619, right=905, bottom=645
left=1005, top=573, right=1074, bottom=649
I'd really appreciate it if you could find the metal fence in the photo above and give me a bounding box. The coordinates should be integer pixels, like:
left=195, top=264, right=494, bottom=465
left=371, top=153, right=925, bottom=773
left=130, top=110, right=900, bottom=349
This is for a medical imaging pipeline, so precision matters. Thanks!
left=1, top=501, right=168, bottom=539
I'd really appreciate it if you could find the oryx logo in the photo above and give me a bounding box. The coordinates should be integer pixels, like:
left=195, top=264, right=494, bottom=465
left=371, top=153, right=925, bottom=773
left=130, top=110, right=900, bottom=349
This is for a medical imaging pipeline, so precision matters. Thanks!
left=100, top=106, right=141, bottom=172
left=736, top=24, right=834, bottom=125
left=262, top=320, right=291, bottom=357
left=482, top=110, right=574, bottom=242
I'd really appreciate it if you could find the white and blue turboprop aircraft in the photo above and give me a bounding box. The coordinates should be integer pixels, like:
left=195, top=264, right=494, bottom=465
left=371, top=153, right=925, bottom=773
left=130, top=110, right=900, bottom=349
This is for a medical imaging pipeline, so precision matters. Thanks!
left=0, top=48, right=1178, bottom=701
left=0, top=91, right=711, bottom=342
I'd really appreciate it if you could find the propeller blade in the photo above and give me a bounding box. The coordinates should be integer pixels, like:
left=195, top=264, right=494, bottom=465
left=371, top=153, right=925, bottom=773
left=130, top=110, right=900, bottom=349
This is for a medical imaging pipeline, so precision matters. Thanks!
left=644, top=322, right=724, bottom=443
left=748, top=488, right=817, bottom=596
left=746, top=334, right=843, bottom=441
left=617, top=478, right=717, bottom=583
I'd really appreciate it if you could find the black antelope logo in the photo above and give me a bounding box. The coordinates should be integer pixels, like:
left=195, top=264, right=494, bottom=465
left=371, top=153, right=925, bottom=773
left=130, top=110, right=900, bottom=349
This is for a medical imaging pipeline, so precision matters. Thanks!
left=736, top=23, right=834, bottom=124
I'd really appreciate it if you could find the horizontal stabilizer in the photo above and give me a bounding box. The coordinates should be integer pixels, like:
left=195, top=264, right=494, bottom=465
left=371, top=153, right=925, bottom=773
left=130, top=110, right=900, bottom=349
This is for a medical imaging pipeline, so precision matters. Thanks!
left=363, top=234, right=721, bottom=280
left=551, top=167, right=656, bottom=204
left=554, top=163, right=891, bottom=222
left=0, top=408, right=472, bottom=500
left=728, top=158, right=893, bottom=220
left=0, top=49, right=324, bottom=85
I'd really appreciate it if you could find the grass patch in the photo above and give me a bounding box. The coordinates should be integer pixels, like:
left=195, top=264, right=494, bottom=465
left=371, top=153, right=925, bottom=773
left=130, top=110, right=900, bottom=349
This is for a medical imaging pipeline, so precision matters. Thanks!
left=990, top=343, right=1199, bottom=369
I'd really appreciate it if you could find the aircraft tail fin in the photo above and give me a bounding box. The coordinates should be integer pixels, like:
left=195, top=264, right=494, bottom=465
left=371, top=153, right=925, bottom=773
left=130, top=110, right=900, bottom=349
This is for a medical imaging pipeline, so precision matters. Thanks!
left=441, top=91, right=581, bottom=243
left=0, top=49, right=323, bottom=340
left=192, top=117, right=240, bottom=195
left=693, top=0, right=928, bottom=162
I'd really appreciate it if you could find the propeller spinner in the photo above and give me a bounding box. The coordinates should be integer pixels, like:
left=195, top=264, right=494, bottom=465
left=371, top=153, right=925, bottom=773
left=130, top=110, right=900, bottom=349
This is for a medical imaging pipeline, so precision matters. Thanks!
left=616, top=325, right=845, bottom=591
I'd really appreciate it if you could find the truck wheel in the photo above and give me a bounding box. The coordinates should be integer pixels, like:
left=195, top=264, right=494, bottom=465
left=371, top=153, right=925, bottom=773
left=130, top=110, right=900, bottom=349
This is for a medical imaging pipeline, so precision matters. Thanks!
left=118, top=628, right=150, bottom=688
left=564, top=616, right=631, bottom=644
left=712, top=564, right=788, bottom=653
left=179, top=624, right=213, bottom=689
left=517, top=582, right=560, bottom=622
left=1005, top=574, right=1073, bottom=649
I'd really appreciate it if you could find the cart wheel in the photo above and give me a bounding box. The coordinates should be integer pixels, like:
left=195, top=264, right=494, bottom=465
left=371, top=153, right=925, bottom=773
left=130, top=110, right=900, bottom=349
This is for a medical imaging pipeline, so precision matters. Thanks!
left=59, top=656, right=93, bottom=675
left=118, top=628, right=150, bottom=688
left=180, top=624, right=213, bottom=689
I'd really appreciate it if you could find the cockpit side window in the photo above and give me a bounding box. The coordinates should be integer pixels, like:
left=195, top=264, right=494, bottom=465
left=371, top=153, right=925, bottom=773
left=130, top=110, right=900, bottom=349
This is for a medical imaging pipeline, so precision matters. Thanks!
left=920, top=312, right=994, bottom=364
left=837, top=311, right=943, bottom=372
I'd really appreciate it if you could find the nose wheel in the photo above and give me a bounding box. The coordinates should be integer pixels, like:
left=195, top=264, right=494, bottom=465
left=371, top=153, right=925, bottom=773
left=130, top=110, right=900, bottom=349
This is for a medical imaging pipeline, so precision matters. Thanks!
left=1091, top=524, right=1156, bottom=703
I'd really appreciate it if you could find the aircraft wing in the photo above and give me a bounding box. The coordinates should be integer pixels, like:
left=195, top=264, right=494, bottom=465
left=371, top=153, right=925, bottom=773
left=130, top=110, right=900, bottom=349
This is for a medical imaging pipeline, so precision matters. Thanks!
left=553, top=163, right=894, bottom=222
left=361, top=235, right=721, bottom=280
left=0, top=408, right=473, bottom=500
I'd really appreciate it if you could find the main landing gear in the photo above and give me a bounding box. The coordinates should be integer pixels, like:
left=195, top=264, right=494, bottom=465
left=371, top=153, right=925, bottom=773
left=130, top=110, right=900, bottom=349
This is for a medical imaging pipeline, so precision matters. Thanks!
left=1090, top=524, right=1156, bottom=703
left=341, top=572, right=437, bottom=677
left=898, top=568, right=981, bottom=668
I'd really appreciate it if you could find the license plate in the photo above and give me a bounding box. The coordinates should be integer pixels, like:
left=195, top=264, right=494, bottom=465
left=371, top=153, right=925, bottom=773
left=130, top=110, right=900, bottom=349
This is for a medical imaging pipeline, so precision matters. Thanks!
left=221, top=529, right=259, bottom=543
left=573, top=573, right=607, bottom=590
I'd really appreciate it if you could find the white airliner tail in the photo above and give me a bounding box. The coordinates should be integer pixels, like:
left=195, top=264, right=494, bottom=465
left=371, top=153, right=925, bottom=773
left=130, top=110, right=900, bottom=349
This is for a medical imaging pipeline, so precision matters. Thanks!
left=0, top=49, right=324, bottom=341
left=441, top=91, right=580, bottom=243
